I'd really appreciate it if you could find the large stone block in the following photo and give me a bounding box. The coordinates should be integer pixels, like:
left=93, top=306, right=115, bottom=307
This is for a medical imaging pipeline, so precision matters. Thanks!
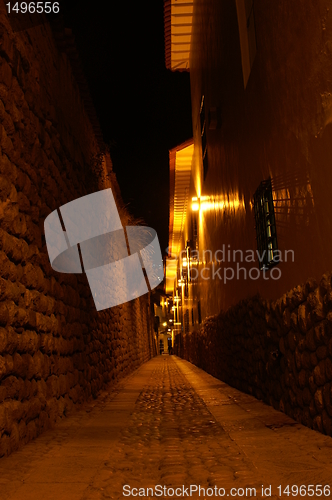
left=322, top=410, right=332, bottom=435
left=1, top=375, right=21, bottom=399
left=313, top=415, right=323, bottom=433
left=316, top=345, right=328, bottom=360
left=0, top=124, right=13, bottom=157
left=4, top=400, right=23, bottom=432
left=0, top=60, right=12, bottom=89
left=0, top=277, right=23, bottom=303
left=287, top=331, right=298, bottom=351
left=0, top=154, right=16, bottom=182
left=298, top=303, right=313, bottom=333
left=307, top=288, right=325, bottom=322
left=46, top=375, right=59, bottom=399
left=25, top=419, right=37, bottom=441
left=21, top=263, right=45, bottom=291
left=314, top=361, right=326, bottom=386
left=298, top=369, right=308, bottom=389
left=7, top=301, right=27, bottom=327
left=301, top=350, right=311, bottom=370
left=0, top=434, right=10, bottom=458
left=0, top=16, right=155, bottom=456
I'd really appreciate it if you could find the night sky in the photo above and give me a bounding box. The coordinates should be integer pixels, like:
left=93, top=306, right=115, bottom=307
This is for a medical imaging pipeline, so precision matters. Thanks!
left=61, top=2, right=192, bottom=254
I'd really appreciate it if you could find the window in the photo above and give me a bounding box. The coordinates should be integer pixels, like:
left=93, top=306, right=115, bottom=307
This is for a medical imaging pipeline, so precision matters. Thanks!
left=253, top=178, right=279, bottom=271
left=235, top=0, right=257, bottom=88
left=200, top=95, right=208, bottom=179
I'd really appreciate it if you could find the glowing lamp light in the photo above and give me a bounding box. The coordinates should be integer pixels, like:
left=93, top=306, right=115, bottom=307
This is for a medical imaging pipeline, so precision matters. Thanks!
left=191, top=194, right=244, bottom=213
left=163, top=322, right=167, bottom=327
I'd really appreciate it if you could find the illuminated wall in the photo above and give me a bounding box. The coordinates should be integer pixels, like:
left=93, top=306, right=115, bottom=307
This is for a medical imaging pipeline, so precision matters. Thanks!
left=187, top=0, right=332, bottom=318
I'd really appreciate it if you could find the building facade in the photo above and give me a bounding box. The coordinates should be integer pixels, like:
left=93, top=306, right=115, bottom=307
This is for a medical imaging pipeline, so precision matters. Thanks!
left=165, top=0, right=332, bottom=332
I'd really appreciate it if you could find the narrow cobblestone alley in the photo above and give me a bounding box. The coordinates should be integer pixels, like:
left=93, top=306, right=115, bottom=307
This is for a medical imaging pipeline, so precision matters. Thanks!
left=1, top=356, right=332, bottom=500
left=2, top=3, right=332, bottom=500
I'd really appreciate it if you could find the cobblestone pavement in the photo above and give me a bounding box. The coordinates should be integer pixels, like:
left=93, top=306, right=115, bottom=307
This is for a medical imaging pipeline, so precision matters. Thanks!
left=1, top=356, right=332, bottom=499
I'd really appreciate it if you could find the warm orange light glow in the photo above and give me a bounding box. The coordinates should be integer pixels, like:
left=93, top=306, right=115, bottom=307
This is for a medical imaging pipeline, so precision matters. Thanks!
left=192, top=194, right=243, bottom=213
left=192, top=194, right=245, bottom=214
left=165, top=257, right=178, bottom=294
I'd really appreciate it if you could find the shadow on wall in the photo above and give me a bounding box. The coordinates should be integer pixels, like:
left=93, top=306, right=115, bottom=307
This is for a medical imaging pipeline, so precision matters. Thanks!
left=175, top=271, right=332, bottom=436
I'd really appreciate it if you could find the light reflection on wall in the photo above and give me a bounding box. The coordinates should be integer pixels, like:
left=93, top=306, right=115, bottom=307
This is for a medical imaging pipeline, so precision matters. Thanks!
left=192, top=194, right=246, bottom=256
left=191, top=194, right=246, bottom=214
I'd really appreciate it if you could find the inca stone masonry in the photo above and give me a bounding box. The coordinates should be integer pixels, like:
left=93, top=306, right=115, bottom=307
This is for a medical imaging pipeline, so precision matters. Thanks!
left=0, top=11, right=155, bottom=457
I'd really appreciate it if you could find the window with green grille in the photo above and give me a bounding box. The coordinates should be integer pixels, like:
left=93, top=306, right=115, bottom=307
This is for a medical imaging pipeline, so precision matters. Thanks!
left=253, top=178, right=279, bottom=270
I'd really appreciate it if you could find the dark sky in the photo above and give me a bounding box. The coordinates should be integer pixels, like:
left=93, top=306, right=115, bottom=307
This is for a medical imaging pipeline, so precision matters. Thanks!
left=61, top=2, right=192, bottom=254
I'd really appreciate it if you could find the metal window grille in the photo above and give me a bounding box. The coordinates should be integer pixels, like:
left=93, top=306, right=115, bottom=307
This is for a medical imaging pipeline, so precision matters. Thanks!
left=253, top=178, right=279, bottom=271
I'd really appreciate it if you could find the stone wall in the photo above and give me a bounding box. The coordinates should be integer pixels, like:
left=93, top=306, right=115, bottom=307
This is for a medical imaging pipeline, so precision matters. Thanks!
left=0, top=10, right=155, bottom=457
left=175, top=272, right=332, bottom=436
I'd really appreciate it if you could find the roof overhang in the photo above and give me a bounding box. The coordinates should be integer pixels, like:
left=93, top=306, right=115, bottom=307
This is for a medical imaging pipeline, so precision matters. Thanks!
left=165, top=257, right=178, bottom=295
left=164, top=0, right=193, bottom=71
left=168, top=139, right=194, bottom=259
